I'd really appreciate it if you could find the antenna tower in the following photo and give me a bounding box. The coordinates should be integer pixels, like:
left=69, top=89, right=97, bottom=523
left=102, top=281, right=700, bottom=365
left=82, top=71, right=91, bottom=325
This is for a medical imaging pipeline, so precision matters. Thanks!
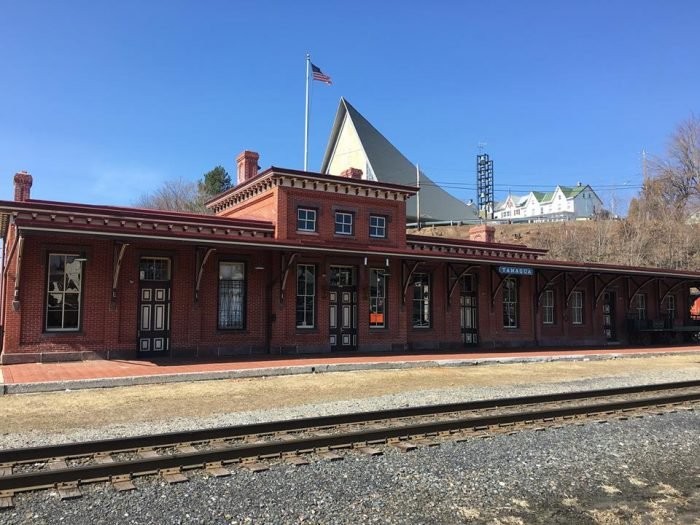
left=476, top=147, right=494, bottom=220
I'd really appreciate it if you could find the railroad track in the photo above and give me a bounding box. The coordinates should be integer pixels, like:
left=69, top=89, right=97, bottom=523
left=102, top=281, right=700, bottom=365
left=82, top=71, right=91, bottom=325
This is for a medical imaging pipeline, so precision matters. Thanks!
left=1, top=380, right=698, bottom=508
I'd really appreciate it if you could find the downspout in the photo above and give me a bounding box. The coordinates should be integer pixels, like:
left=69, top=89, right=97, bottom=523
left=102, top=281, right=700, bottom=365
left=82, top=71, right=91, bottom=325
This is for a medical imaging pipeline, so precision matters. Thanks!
left=0, top=229, right=21, bottom=350
left=264, top=250, right=275, bottom=354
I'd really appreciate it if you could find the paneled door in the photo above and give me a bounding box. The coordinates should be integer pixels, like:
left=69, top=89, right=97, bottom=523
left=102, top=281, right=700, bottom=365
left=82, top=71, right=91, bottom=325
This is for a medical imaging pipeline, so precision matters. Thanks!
left=460, top=274, right=478, bottom=346
left=329, top=266, right=357, bottom=352
left=138, top=257, right=172, bottom=356
left=603, top=291, right=617, bottom=342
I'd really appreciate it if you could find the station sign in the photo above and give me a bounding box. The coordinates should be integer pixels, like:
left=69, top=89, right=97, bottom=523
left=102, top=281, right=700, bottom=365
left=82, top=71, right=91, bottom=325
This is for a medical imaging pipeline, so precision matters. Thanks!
left=497, top=265, right=534, bottom=276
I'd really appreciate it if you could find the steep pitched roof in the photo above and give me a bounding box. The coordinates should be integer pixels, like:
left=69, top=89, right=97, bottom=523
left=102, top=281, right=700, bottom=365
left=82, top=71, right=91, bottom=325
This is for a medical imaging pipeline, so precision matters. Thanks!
left=320, top=98, right=478, bottom=223
left=559, top=185, right=586, bottom=199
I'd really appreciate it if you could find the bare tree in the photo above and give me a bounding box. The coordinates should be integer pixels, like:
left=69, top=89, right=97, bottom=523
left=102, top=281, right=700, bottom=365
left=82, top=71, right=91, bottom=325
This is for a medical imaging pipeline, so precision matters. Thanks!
left=632, top=114, right=700, bottom=221
left=134, top=178, right=205, bottom=213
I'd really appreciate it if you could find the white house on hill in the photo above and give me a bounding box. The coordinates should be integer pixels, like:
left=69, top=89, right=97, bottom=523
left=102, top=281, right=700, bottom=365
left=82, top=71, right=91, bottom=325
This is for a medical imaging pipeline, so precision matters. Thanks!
left=494, top=184, right=603, bottom=222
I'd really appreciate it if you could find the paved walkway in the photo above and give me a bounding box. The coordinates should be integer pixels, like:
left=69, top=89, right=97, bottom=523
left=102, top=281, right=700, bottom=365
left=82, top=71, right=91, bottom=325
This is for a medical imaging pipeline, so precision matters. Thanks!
left=1, top=345, right=699, bottom=394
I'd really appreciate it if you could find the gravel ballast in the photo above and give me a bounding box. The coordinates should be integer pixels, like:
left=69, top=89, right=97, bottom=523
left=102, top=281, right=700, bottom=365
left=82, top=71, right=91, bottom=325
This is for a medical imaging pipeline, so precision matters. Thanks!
left=1, top=360, right=698, bottom=523
left=2, top=410, right=698, bottom=524
left=1, top=364, right=698, bottom=449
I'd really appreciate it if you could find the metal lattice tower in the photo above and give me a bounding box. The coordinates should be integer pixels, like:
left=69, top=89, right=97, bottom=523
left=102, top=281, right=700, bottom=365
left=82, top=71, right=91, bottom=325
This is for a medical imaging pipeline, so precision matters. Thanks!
left=476, top=153, right=494, bottom=219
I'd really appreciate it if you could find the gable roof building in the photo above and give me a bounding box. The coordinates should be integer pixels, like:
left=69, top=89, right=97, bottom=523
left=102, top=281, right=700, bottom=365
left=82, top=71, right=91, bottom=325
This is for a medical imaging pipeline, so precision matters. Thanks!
left=320, top=98, right=478, bottom=223
left=494, top=184, right=604, bottom=222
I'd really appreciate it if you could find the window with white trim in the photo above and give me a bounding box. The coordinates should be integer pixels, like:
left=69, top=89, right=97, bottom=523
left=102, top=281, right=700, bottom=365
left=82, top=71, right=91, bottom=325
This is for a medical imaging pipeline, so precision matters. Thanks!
left=412, top=273, right=430, bottom=328
left=369, top=215, right=386, bottom=238
left=369, top=269, right=387, bottom=328
left=296, top=264, right=315, bottom=328
left=503, top=277, right=518, bottom=328
left=334, top=211, right=353, bottom=235
left=666, top=294, right=676, bottom=321
left=218, top=262, right=245, bottom=330
left=633, top=293, right=646, bottom=320
left=297, top=207, right=317, bottom=232
left=542, top=289, right=554, bottom=325
left=571, top=290, right=583, bottom=325
left=46, top=254, right=83, bottom=331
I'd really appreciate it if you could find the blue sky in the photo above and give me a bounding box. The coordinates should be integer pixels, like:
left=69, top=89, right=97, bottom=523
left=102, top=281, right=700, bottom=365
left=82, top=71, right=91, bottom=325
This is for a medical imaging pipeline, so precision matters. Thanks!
left=1, top=1, right=698, bottom=214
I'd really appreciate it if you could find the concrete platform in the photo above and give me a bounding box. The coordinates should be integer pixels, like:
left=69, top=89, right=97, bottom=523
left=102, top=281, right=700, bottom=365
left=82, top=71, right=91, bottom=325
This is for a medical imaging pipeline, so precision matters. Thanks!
left=1, top=345, right=699, bottom=395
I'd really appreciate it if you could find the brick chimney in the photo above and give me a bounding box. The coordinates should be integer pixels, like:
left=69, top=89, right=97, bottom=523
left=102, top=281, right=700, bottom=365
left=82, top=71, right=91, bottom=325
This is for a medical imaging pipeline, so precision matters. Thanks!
left=13, top=171, right=33, bottom=202
left=469, top=224, right=495, bottom=243
left=340, top=167, right=363, bottom=180
left=236, top=150, right=260, bottom=185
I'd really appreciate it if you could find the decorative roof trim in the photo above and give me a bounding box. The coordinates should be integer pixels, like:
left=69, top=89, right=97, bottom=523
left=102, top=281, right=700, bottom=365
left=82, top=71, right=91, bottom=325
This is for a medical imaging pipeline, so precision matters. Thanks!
left=207, top=167, right=418, bottom=214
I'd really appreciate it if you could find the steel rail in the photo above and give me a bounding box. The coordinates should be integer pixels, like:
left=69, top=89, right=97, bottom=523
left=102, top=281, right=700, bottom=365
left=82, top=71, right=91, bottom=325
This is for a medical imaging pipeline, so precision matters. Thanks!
left=1, top=379, right=698, bottom=465
left=0, top=389, right=698, bottom=494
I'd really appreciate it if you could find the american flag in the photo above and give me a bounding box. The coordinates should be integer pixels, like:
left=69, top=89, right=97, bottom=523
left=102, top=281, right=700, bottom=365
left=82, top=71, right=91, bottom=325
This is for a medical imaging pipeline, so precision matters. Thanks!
left=311, top=63, right=332, bottom=84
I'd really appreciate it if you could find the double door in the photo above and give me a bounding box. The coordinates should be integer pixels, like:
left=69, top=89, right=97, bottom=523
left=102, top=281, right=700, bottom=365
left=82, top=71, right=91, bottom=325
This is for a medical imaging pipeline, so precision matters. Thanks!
left=329, top=266, right=357, bottom=352
left=460, top=275, right=478, bottom=345
left=603, top=291, right=617, bottom=341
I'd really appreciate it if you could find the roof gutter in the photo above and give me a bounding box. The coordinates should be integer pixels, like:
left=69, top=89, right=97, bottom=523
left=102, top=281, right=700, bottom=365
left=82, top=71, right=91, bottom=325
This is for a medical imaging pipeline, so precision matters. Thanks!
left=16, top=225, right=700, bottom=281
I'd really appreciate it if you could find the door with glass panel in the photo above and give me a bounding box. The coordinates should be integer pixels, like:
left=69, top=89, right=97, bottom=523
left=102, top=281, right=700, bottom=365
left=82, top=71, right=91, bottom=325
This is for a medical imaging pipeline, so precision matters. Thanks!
left=603, top=291, right=617, bottom=342
left=460, top=274, right=478, bottom=345
left=138, top=257, right=171, bottom=356
left=329, top=266, right=357, bottom=351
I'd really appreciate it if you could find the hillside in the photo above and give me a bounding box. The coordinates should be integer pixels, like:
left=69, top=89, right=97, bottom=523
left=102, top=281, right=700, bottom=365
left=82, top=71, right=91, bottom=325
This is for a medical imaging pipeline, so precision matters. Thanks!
left=409, top=220, right=700, bottom=271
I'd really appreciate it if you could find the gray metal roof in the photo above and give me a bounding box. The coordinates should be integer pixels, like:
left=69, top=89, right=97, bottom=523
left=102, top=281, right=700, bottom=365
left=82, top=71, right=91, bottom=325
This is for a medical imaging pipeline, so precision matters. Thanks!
left=321, top=98, right=478, bottom=223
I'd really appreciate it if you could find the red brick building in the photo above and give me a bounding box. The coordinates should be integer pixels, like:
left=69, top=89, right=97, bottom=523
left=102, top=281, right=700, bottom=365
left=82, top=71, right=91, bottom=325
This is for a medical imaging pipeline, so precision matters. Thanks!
left=1, top=155, right=699, bottom=364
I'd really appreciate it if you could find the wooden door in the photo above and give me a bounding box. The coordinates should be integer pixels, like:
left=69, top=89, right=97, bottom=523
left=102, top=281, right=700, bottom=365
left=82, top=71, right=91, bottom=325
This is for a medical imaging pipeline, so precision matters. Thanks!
left=603, top=291, right=616, bottom=342
left=138, top=257, right=172, bottom=356
left=329, top=266, right=357, bottom=352
left=460, top=274, right=478, bottom=345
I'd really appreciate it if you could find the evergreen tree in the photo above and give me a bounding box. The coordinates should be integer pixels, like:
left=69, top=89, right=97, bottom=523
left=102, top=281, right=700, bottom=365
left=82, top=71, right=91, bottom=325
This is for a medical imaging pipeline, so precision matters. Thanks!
left=198, top=166, right=232, bottom=198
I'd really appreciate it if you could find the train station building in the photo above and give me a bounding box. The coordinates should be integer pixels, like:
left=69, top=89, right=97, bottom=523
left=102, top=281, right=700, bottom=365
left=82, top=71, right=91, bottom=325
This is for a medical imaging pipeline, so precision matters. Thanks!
left=1, top=155, right=700, bottom=364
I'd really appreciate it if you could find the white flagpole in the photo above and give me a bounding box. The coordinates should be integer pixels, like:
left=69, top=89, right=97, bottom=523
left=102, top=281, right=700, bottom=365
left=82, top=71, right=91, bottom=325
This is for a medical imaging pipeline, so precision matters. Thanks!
left=304, top=54, right=311, bottom=171
left=416, top=163, right=421, bottom=229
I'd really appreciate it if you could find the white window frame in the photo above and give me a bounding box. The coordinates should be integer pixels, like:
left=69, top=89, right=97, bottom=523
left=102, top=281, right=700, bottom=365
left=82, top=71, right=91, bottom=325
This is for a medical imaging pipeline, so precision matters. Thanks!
left=369, top=215, right=386, bottom=238
left=633, top=293, right=646, bottom=320
left=666, top=294, right=676, bottom=320
left=218, top=262, right=246, bottom=330
left=296, top=264, right=316, bottom=328
left=571, top=290, right=583, bottom=325
left=46, top=253, right=83, bottom=332
left=297, top=207, right=317, bottom=232
left=412, top=272, right=431, bottom=328
left=369, top=269, right=387, bottom=328
left=334, top=211, right=353, bottom=235
left=542, top=289, right=554, bottom=325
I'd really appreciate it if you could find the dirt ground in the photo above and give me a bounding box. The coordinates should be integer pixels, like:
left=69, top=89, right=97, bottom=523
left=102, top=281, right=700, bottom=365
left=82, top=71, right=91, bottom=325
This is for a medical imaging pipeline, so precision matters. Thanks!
left=1, top=354, right=698, bottom=436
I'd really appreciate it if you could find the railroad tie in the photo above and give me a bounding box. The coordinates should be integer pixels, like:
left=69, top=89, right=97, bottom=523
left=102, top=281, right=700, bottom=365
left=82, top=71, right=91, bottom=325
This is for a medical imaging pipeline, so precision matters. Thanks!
left=94, top=453, right=114, bottom=464
left=48, top=459, right=68, bottom=470
left=356, top=446, right=383, bottom=456
left=204, top=462, right=231, bottom=477
left=284, top=455, right=310, bottom=467
left=160, top=468, right=188, bottom=484
left=240, top=461, right=269, bottom=473
left=138, top=448, right=160, bottom=459
left=0, top=464, right=12, bottom=477
left=0, top=492, right=14, bottom=509
left=317, top=451, right=343, bottom=462
left=111, top=475, right=136, bottom=492
left=391, top=442, right=417, bottom=452
left=56, top=482, right=82, bottom=500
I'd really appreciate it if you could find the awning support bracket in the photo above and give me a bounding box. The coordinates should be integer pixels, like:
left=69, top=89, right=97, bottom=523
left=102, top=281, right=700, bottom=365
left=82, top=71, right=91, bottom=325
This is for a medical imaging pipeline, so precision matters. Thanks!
left=194, top=247, right=217, bottom=302
left=111, top=242, right=130, bottom=303
left=280, top=252, right=299, bottom=303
